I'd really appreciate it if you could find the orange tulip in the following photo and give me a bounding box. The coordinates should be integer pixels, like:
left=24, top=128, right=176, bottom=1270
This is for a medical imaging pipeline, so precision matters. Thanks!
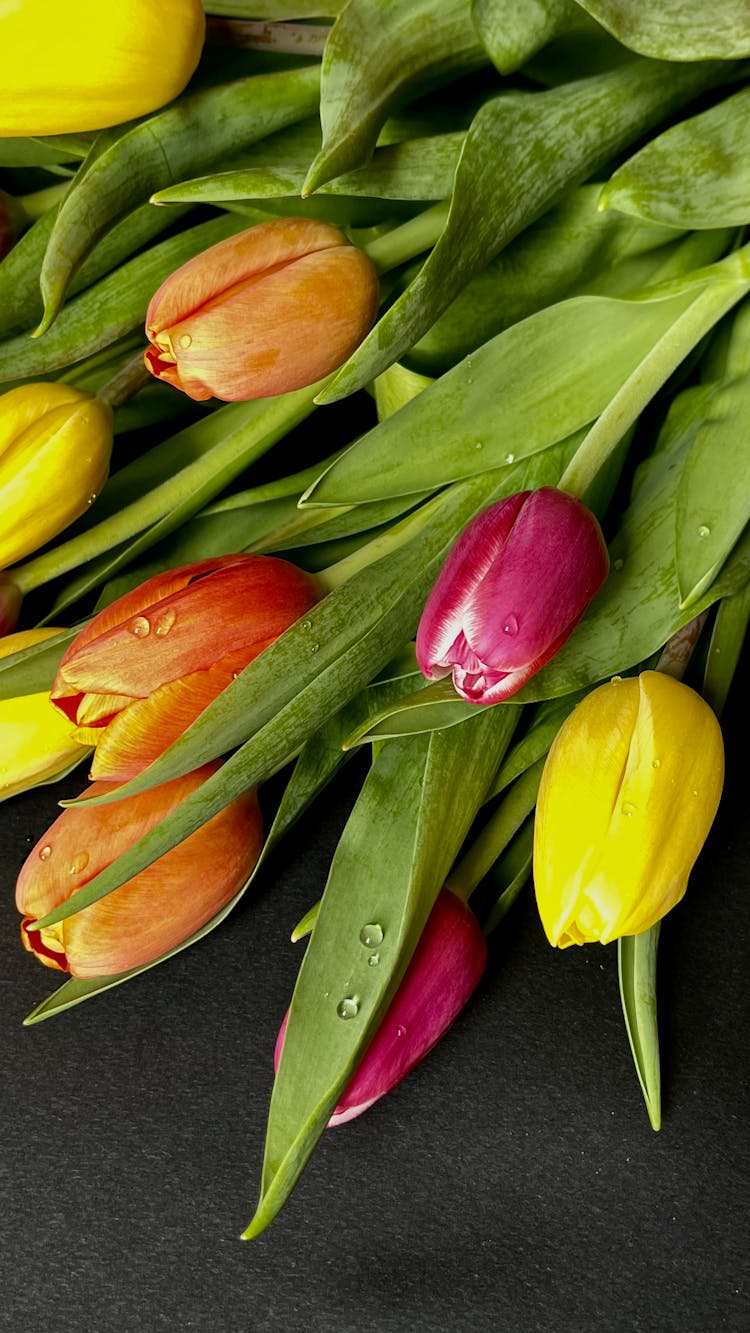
left=144, top=217, right=380, bottom=402
left=50, top=554, right=322, bottom=782
left=17, top=763, right=263, bottom=978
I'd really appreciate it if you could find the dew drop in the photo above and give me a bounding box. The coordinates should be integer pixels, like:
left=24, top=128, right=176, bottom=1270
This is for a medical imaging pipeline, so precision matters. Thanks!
left=154, top=607, right=176, bottom=637
left=504, top=452, right=515, bottom=465
left=38, top=844, right=52, bottom=861
left=179, top=334, right=192, bottom=349
left=87, top=492, right=97, bottom=506
left=301, top=620, right=312, bottom=631
left=474, top=441, right=483, bottom=451
left=698, top=524, right=710, bottom=538
left=337, top=996, right=359, bottom=1020
left=611, top=675, right=623, bottom=685
left=368, top=953, right=380, bottom=967
left=613, top=558, right=624, bottom=571
left=68, top=851, right=89, bottom=875
left=692, top=788, right=699, bottom=797
left=396, top=1024, right=407, bottom=1039
left=621, top=801, right=636, bottom=818
left=652, top=758, right=662, bottom=769
left=232, top=671, right=240, bottom=680
left=129, top=615, right=150, bottom=638
left=310, top=642, right=319, bottom=654
left=502, top=613, right=519, bottom=637
left=360, top=923, right=384, bottom=948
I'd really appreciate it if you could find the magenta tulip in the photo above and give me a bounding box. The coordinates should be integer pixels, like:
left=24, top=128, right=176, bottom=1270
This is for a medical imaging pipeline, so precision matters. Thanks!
left=275, top=888, right=487, bottom=1125
left=416, top=488, right=609, bottom=704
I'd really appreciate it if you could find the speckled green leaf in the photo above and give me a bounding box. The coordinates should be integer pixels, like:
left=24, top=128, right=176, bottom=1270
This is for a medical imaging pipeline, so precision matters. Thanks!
left=571, top=0, right=750, bottom=59
left=244, top=704, right=515, bottom=1239
left=471, top=0, right=572, bottom=74
left=0, top=627, right=80, bottom=699
left=601, top=86, right=750, bottom=230
left=618, top=927, right=661, bottom=1131
left=303, top=0, right=486, bottom=193
left=342, top=677, right=478, bottom=746
left=320, top=57, right=731, bottom=401
left=702, top=582, right=750, bottom=717
left=38, top=64, right=321, bottom=329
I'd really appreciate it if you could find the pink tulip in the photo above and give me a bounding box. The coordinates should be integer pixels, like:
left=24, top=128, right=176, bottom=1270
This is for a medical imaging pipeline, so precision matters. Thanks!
left=416, top=488, right=609, bottom=705
left=275, top=888, right=487, bottom=1125
left=51, top=553, right=321, bottom=781
left=144, top=217, right=379, bottom=402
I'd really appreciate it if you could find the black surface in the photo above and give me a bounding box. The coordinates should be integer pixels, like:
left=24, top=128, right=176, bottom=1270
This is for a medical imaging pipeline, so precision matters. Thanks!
left=1, top=692, right=748, bottom=1333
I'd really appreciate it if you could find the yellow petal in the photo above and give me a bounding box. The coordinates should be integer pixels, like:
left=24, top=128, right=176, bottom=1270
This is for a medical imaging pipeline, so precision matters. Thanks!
left=0, top=692, right=88, bottom=802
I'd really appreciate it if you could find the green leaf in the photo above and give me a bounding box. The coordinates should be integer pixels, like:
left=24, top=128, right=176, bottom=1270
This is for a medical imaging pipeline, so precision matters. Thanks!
left=153, top=131, right=465, bottom=205
left=307, top=284, right=708, bottom=504
left=571, top=0, right=750, bottom=59
left=0, top=137, right=88, bottom=166
left=342, top=677, right=480, bottom=745
left=481, top=818, right=534, bottom=934
left=487, top=692, right=585, bottom=797
left=702, top=582, right=750, bottom=718
left=204, top=1, right=343, bottom=14
left=675, top=374, right=750, bottom=608
left=0, top=626, right=80, bottom=700
left=303, top=0, right=485, bottom=193
left=319, top=57, right=733, bottom=401
left=0, top=214, right=245, bottom=383
left=38, top=64, right=321, bottom=329
left=618, top=927, right=661, bottom=1131
left=471, top=0, right=572, bottom=74
left=601, top=86, right=750, bottom=231
left=244, top=704, right=515, bottom=1239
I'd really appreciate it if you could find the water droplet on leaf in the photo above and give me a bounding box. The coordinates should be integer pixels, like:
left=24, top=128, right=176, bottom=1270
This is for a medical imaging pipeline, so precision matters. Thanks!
left=504, top=452, right=515, bottom=464
left=368, top=953, right=380, bottom=967
left=613, top=558, right=624, bottom=571
left=337, top=997, right=359, bottom=1020
left=360, top=923, right=384, bottom=948
left=301, top=620, right=312, bottom=631
left=310, top=642, right=319, bottom=653
left=698, top=524, right=710, bottom=538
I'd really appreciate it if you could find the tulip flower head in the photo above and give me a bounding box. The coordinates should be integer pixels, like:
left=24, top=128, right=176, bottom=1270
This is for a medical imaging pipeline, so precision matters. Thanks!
left=534, top=671, right=724, bottom=948
left=275, top=888, right=487, bottom=1125
left=144, top=218, right=380, bottom=402
left=0, top=0, right=205, bottom=135
left=0, top=383, right=112, bottom=570
left=0, top=629, right=88, bottom=803
left=51, top=554, right=322, bottom=782
left=416, top=488, right=610, bottom=705
left=17, top=763, right=263, bottom=978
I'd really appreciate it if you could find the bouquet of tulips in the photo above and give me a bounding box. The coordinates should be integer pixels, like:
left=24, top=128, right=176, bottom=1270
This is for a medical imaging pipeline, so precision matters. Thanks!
left=1, top=0, right=749, bottom=1240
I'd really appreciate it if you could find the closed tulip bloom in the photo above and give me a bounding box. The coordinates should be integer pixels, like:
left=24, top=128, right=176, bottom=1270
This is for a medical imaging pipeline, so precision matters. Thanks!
left=0, top=0, right=205, bottom=135
left=416, top=488, right=609, bottom=705
left=0, top=629, right=88, bottom=802
left=275, top=889, right=487, bottom=1125
left=0, top=383, right=112, bottom=569
left=17, top=763, right=262, bottom=977
left=534, top=671, right=724, bottom=948
left=51, top=554, right=322, bottom=782
left=144, top=218, right=380, bottom=402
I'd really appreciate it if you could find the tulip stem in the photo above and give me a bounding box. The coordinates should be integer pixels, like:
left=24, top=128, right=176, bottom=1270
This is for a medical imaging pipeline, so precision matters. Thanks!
left=361, top=201, right=450, bottom=275
left=97, top=350, right=153, bottom=409
left=205, top=17, right=330, bottom=56
left=447, top=758, right=545, bottom=903
left=316, top=490, right=446, bottom=591
left=18, top=179, right=70, bottom=221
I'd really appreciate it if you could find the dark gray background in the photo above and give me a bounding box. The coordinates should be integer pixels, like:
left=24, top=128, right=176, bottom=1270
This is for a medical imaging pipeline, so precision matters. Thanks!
left=1, top=686, right=747, bottom=1333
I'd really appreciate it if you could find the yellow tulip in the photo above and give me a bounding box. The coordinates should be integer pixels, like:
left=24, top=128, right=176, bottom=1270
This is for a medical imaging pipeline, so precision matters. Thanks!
left=534, top=671, right=724, bottom=948
left=0, top=629, right=88, bottom=802
left=0, top=382, right=112, bottom=569
left=0, top=0, right=205, bottom=136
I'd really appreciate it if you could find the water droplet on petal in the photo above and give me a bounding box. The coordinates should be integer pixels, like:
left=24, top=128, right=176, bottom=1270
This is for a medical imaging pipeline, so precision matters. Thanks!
left=87, top=492, right=97, bottom=506
left=154, top=607, right=176, bottom=636
left=360, top=923, right=384, bottom=948
left=368, top=953, right=380, bottom=967
left=38, top=845, right=52, bottom=861
left=179, top=334, right=192, bottom=349
left=502, top=614, right=519, bottom=636
left=396, top=1025, right=407, bottom=1039
left=129, top=616, right=150, bottom=638
left=504, top=452, right=515, bottom=464
left=68, top=851, right=89, bottom=875
left=621, top=801, right=636, bottom=817
left=337, top=997, right=359, bottom=1020
left=698, top=524, right=710, bottom=538
left=611, top=675, right=623, bottom=685
left=692, top=788, right=699, bottom=797
left=652, top=758, right=661, bottom=769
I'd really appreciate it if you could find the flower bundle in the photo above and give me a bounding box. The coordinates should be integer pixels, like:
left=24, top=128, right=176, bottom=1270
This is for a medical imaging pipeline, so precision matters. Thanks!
left=1, top=0, right=749, bottom=1242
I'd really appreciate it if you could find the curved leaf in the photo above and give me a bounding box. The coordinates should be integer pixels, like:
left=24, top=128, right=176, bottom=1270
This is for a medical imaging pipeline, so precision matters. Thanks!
left=571, top=0, right=750, bottom=59
left=618, top=928, right=661, bottom=1132
left=471, top=0, right=572, bottom=74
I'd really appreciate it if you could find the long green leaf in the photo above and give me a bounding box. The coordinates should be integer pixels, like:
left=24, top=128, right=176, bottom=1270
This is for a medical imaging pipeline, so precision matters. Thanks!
left=601, top=86, right=750, bottom=230
left=571, top=0, right=750, bottom=59
left=319, top=56, right=734, bottom=401
left=702, top=582, right=750, bottom=718
left=38, top=64, right=321, bottom=329
left=244, top=703, right=516, bottom=1239
left=471, top=0, right=572, bottom=74
left=618, top=928, right=661, bottom=1131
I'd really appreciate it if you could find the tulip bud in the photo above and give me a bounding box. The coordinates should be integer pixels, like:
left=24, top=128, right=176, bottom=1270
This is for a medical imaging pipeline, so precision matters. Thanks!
left=0, top=383, right=112, bottom=570
left=144, top=218, right=380, bottom=402
left=0, top=0, right=205, bottom=136
left=0, top=629, right=89, bottom=802
left=17, top=763, right=262, bottom=978
left=51, top=553, right=322, bottom=782
left=416, top=488, right=610, bottom=705
left=534, top=671, right=725, bottom=947
left=275, top=889, right=487, bottom=1125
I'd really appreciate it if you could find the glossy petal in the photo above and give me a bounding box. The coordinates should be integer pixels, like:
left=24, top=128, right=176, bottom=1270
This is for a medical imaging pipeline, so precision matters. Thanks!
left=275, top=890, right=487, bottom=1125
left=17, top=762, right=263, bottom=978
left=0, top=628, right=87, bottom=801
left=534, top=672, right=725, bottom=947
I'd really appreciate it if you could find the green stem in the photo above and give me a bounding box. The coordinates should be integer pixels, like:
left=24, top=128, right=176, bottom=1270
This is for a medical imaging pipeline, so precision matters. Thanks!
left=316, top=489, right=444, bottom=591
left=362, top=201, right=450, bottom=275
left=18, top=179, right=70, bottom=221
left=447, top=757, right=545, bottom=903
left=205, top=16, right=330, bottom=55
left=96, top=350, right=153, bottom=409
